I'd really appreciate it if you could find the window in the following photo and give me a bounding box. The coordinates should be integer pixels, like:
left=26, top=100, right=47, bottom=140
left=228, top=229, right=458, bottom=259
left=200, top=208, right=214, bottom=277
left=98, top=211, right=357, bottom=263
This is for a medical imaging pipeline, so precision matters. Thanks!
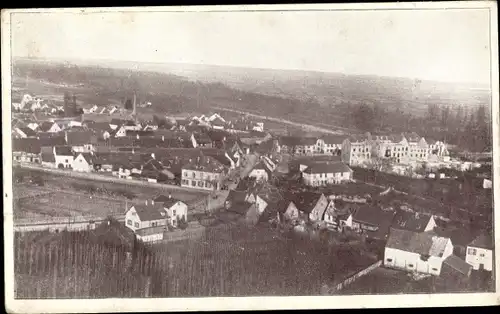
left=173, top=210, right=176, bottom=215
left=480, top=253, right=485, bottom=257
left=65, top=159, right=69, bottom=163
left=134, top=222, right=139, bottom=228
left=353, top=148, right=356, bottom=152
left=432, top=268, right=438, bottom=271
left=386, top=258, right=393, bottom=263
left=192, top=172, right=195, bottom=178
left=191, top=181, right=196, bottom=187
left=127, top=220, right=132, bottom=226
left=408, top=264, right=414, bottom=268
left=198, top=181, right=203, bottom=187
left=151, top=222, right=157, bottom=227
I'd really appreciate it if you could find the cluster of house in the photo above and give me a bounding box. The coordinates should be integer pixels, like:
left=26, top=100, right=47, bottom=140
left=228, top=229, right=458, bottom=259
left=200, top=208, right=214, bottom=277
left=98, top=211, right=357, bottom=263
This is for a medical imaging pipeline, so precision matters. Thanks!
left=223, top=179, right=494, bottom=280
left=82, top=104, right=121, bottom=115
left=124, top=195, right=188, bottom=242
left=11, top=113, right=269, bottom=189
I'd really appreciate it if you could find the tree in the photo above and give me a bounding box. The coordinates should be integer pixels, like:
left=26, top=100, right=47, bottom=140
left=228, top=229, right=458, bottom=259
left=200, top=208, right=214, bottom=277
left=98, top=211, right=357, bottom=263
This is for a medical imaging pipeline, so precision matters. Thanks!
left=124, top=98, right=133, bottom=110
left=352, top=104, right=375, bottom=132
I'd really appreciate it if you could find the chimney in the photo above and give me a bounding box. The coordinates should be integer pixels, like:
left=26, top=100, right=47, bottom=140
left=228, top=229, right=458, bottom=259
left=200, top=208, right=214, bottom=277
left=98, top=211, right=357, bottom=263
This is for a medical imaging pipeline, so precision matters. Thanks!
left=145, top=200, right=148, bottom=205
left=162, top=135, right=165, bottom=142
left=136, top=134, right=140, bottom=140
left=168, top=193, right=172, bottom=199
left=64, top=131, right=68, bottom=143
left=151, top=153, right=156, bottom=160
left=152, top=200, right=155, bottom=205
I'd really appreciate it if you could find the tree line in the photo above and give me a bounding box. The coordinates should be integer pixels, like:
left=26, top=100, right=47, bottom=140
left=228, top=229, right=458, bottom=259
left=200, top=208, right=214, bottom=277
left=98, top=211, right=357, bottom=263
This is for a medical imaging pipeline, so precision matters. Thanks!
left=349, top=102, right=492, bottom=152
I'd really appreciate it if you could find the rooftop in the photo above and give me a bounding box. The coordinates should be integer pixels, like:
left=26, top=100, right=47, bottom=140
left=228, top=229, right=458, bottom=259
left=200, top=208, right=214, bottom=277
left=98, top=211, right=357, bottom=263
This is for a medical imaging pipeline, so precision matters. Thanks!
left=302, top=162, right=352, bottom=174
left=386, top=228, right=450, bottom=257
left=469, top=233, right=494, bottom=250
left=130, top=203, right=167, bottom=222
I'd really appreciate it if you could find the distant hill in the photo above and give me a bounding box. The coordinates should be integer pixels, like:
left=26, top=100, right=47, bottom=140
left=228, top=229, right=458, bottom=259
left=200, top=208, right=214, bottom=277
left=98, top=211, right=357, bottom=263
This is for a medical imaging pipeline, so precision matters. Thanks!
left=31, top=57, right=492, bottom=117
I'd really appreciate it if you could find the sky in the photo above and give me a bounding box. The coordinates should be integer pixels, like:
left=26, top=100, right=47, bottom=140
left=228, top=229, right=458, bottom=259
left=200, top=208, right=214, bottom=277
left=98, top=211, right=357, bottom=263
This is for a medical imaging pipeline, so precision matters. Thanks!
left=11, top=9, right=492, bottom=85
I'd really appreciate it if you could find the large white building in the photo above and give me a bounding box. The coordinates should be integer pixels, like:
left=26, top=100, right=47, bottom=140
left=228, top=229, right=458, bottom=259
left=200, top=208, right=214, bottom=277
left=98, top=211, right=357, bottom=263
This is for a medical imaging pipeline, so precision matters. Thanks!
left=341, top=134, right=372, bottom=166
left=384, top=229, right=454, bottom=276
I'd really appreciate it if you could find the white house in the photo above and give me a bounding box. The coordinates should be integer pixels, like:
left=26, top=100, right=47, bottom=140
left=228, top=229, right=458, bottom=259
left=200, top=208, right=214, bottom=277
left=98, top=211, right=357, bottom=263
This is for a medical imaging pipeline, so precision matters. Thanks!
left=125, top=201, right=168, bottom=232
left=465, top=234, right=494, bottom=271
left=54, top=146, right=74, bottom=169
left=341, top=134, right=372, bottom=166
left=181, top=156, right=227, bottom=191
left=248, top=161, right=272, bottom=182
left=384, top=229, right=454, bottom=276
left=72, top=153, right=94, bottom=172
left=154, top=195, right=188, bottom=228
left=302, top=162, right=353, bottom=186
left=27, top=123, right=39, bottom=131
left=39, top=121, right=62, bottom=133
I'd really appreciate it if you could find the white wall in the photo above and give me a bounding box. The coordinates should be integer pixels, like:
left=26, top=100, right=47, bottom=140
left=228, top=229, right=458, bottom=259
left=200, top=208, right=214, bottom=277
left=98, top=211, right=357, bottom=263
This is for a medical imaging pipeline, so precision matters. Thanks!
left=72, top=155, right=91, bottom=172
left=249, top=169, right=268, bottom=181
left=137, top=233, right=163, bottom=243
left=466, top=246, right=493, bottom=271
left=384, top=247, right=444, bottom=276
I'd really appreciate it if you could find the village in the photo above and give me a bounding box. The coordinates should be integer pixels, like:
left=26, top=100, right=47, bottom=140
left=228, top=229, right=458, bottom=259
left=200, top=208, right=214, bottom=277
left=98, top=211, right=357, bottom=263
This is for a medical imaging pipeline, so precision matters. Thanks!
left=11, top=89, right=495, bottom=294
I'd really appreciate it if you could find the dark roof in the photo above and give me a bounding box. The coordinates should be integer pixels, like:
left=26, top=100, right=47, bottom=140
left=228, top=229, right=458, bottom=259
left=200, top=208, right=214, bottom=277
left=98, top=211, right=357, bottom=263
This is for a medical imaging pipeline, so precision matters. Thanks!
left=193, top=132, right=212, bottom=144
left=469, top=234, right=494, bottom=250
left=226, top=202, right=253, bottom=215
left=38, top=134, right=67, bottom=147
left=211, top=117, right=226, bottom=126
left=291, top=191, right=325, bottom=213
left=392, top=210, right=434, bottom=233
left=17, top=127, right=37, bottom=137
left=39, top=121, right=58, bottom=132
left=66, top=131, right=96, bottom=146
left=226, top=189, right=247, bottom=204
left=41, top=152, right=55, bottom=162
left=131, top=204, right=166, bottom=222
left=90, top=219, right=136, bottom=250
left=182, top=155, right=226, bottom=173
left=54, top=146, right=73, bottom=156
left=352, top=205, right=396, bottom=227
left=154, top=195, right=184, bottom=208
left=303, top=162, right=352, bottom=174
left=13, top=138, right=41, bottom=154
left=443, top=255, right=472, bottom=276
left=279, top=136, right=316, bottom=147
left=386, top=228, right=450, bottom=257
left=110, top=118, right=127, bottom=125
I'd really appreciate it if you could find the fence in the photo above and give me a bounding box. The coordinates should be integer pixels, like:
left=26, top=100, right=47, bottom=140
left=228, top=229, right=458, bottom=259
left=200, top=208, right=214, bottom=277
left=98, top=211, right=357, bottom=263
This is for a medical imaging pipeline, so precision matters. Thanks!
left=322, top=260, right=382, bottom=294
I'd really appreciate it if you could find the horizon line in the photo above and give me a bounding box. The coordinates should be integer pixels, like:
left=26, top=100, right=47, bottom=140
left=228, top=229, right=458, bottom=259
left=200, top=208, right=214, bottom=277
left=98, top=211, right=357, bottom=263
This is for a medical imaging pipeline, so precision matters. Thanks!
left=12, top=55, right=491, bottom=89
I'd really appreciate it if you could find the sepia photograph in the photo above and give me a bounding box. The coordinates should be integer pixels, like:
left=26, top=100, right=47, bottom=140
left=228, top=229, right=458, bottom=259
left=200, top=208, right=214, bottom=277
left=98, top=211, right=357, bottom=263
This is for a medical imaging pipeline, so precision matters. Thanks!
left=2, top=2, right=499, bottom=312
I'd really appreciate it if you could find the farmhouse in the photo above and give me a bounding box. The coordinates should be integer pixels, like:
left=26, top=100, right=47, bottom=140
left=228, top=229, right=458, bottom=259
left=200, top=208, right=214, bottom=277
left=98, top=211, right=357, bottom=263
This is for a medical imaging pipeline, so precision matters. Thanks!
left=465, top=234, right=494, bottom=272
left=54, top=146, right=75, bottom=169
left=391, top=210, right=437, bottom=233
left=125, top=201, right=168, bottom=232
left=248, top=161, right=273, bottom=182
left=154, top=195, right=188, bottom=228
left=39, top=121, right=61, bottom=133
left=14, top=127, right=37, bottom=138
left=347, top=205, right=396, bottom=240
left=301, top=162, right=353, bottom=186
left=12, top=138, right=41, bottom=164
left=72, top=153, right=94, bottom=172
left=384, top=228, right=454, bottom=276
left=291, top=191, right=329, bottom=223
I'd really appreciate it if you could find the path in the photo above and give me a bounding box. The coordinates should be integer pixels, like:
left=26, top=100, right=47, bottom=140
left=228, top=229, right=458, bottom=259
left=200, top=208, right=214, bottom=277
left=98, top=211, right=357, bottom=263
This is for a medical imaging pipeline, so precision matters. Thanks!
left=213, top=107, right=351, bottom=135
left=17, top=163, right=210, bottom=194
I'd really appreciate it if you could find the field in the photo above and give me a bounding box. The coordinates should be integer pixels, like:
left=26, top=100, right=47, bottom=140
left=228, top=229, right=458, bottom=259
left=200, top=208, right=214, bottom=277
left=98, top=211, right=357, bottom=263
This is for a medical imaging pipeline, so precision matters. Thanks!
left=14, top=222, right=377, bottom=298
left=13, top=168, right=207, bottom=221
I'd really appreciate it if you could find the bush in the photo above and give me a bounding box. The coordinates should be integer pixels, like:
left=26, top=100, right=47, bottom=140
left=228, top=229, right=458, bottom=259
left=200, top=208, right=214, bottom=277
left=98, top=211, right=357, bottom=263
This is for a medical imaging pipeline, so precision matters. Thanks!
left=32, top=175, right=44, bottom=186
left=177, top=216, right=188, bottom=230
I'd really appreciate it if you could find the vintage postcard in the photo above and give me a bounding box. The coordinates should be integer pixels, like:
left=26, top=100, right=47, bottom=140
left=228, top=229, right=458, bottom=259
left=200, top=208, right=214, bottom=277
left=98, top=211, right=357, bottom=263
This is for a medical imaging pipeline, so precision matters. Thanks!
left=2, top=2, right=499, bottom=312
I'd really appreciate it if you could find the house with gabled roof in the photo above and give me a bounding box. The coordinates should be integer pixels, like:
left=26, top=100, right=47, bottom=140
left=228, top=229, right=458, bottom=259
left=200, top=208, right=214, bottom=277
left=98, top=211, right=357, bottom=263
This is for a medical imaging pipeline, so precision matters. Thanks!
left=391, top=210, right=437, bottom=233
left=39, top=121, right=61, bottom=133
left=347, top=205, right=396, bottom=240
left=248, top=160, right=273, bottom=182
left=14, top=127, right=37, bottom=139
left=12, top=138, right=41, bottom=164
left=288, top=191, right=329, bottom=224
left=384, top=228, right=454, bottom=276
left=53, top=146, right=75, bottom=169
left=465, top=233, right=494, bottom=271
left=154, top=194, right=188, bottom=228
left=125, top=200, right=168, bottom=243
left=65, top=131, right=98, bottom=153
left=72, top=152, right=94, bottom=172
left=302, top=161, right=353, bottom=186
